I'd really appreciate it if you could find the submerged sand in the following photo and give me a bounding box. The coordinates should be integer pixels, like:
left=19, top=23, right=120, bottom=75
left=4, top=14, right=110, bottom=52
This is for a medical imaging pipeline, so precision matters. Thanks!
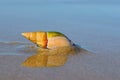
left=0, top=48, right=120, bottom=80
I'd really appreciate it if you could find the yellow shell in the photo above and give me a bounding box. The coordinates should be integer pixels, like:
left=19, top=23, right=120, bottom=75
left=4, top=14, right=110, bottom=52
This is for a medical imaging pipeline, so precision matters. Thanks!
left=22, top=31, right=73, bottom=49
left=21, top=31, right=80, bottom=67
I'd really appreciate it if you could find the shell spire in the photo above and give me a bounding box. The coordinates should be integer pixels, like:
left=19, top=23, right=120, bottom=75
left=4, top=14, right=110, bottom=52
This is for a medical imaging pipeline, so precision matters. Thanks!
left=22, top=31, right=47, bottom=48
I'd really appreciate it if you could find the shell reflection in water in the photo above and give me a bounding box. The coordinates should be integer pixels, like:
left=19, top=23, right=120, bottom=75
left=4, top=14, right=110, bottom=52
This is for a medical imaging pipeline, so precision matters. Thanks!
left=21, top=31, right=80, bottom=67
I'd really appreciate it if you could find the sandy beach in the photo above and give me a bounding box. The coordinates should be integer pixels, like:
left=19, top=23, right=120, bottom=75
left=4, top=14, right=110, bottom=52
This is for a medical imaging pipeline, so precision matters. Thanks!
left=0, top=48, right=120, bottom=80
left=0, top=1, right=120, bottom=80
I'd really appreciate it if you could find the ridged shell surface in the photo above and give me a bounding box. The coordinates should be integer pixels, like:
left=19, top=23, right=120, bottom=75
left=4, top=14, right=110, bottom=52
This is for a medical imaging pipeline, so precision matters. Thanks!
left=22, top=31, right=72, bottom=49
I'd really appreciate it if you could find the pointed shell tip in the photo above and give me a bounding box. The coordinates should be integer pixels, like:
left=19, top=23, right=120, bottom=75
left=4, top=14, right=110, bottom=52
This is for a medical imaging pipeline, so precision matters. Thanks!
left=21, top=33, right=25, bottom=36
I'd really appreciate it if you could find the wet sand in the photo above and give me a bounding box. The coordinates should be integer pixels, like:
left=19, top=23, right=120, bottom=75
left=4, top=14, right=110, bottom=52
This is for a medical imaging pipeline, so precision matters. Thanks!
left=0, top=48, right=120, bottom=80
left=0, top=2, right=120, bottom=80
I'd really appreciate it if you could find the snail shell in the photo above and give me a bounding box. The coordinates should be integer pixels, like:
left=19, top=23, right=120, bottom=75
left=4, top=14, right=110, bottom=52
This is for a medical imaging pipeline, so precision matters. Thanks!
left=21, top=31, right=80, bottom=67
left=22, top=31, right=73, bottom=49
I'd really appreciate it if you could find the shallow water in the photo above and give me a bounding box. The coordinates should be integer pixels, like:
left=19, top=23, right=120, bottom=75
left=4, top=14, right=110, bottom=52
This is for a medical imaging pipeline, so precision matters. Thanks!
left=0, top=2, right=120, bottom=80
